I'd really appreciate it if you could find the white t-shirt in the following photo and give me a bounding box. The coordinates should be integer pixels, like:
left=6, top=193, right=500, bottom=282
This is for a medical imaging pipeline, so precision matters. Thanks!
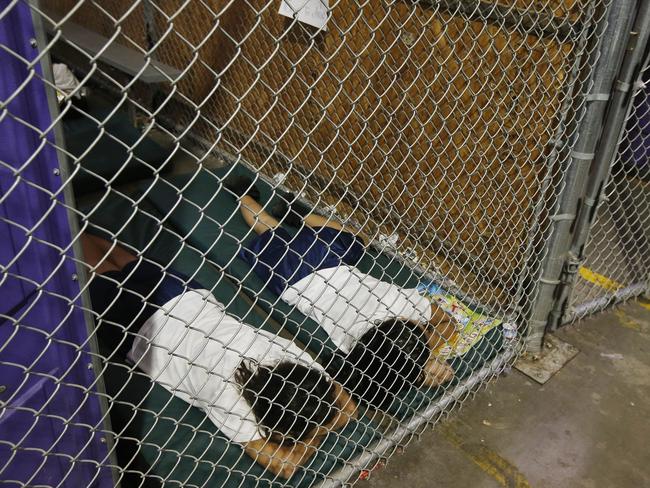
left=127, top=289, right=323, bottom=444
left=280, top=265, right=432, bottom=354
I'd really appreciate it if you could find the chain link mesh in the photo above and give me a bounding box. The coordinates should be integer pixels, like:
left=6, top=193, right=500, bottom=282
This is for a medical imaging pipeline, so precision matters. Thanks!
left=567, top=60, right=650, bottom=320
left=0, top=0, right=628, bottom=486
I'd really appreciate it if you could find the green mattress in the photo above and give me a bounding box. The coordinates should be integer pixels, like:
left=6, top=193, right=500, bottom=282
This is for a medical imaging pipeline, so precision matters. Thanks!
left=64, top=105, right=174, bottom=195
left=84, top=192, right=380, bottom=488
left=137, top=164, right=505, bottom=421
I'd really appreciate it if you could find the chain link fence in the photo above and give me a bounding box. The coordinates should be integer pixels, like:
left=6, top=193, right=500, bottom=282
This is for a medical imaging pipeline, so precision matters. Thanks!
left=565, top=59, right=650, bottom=321
left=1, top=0, right=643, bottom=486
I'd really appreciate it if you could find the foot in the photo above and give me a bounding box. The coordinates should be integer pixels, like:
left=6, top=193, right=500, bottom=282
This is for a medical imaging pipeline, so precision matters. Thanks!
left=224, top=175, right=261, bottom=201
left=270, top=193, right=310, bottom=228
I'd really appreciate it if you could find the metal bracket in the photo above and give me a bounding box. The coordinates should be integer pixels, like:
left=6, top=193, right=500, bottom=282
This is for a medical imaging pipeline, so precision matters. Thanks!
left=614, top=79, right=631, bottom=93
left=563, top=252, right=582, bottom=279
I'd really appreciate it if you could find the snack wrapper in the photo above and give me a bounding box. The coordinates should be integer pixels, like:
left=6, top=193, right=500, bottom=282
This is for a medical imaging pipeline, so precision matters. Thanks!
left=417, top=282, right=512, bottom=359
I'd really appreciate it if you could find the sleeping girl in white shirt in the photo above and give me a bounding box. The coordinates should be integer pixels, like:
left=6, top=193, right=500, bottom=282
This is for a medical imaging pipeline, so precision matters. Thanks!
left=81, top=233, right=357, bottom=479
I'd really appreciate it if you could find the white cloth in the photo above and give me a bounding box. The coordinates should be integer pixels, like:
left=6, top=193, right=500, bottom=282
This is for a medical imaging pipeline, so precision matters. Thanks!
left=52, top=63, right=83, bottom=103
left=128, top=289, right=322, bottom=444
left=280, top=265, right=432, bottom=354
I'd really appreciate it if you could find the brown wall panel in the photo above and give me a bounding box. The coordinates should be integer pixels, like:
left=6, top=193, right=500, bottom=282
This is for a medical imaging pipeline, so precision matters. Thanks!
left=48, top=0, right=147, bottom=52
left=48, top=0, right=579, bottom=304
left=173, top=0, right=576, bottom=299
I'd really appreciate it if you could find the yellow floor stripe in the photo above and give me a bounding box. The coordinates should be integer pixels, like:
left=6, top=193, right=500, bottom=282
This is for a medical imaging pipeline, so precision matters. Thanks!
left=614, top=309, right=642, bottom=331
left=638, top=298, right=650, bottom=311
left=578, top=266, right=623, bottom=291
left=439, top=422, right=532, bottom=488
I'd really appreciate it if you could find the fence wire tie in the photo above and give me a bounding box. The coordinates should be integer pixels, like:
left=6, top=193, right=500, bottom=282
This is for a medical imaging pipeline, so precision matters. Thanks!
left=549, top=213, right=575, bottom=222
left=570, top=151, right=595, bottom=161
left=584, top=92, right=610, bottom=102
left=529, top=319, right=548, bottom=328
left=540, top=277, right=562, bottom=285
left=614, top=79, right=631, bottom=93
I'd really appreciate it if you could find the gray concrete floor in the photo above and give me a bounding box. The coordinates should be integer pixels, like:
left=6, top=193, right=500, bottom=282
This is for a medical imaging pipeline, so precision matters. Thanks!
left=364, top=299, right=650, bottom=488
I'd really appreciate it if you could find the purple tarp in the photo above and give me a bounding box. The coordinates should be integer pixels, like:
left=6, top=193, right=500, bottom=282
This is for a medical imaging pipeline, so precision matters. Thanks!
left=0, top=2, right=113, bottom=486
left=621, top=66, right=650, bottom=173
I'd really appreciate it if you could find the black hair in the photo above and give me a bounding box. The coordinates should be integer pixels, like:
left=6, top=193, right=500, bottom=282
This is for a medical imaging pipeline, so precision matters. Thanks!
left=235, top=361, right=337, bottom=444
left=339, top=319, right=429, bottom=410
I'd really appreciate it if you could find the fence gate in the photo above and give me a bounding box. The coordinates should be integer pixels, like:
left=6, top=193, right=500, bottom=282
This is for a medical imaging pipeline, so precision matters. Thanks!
left=0, top=0, right=643, bottom=486
left=563, top=7, right=650, bottom=321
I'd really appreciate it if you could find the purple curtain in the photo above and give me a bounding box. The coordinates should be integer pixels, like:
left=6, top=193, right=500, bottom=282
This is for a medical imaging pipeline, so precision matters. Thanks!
left=0, top=2, right=113, bottom=486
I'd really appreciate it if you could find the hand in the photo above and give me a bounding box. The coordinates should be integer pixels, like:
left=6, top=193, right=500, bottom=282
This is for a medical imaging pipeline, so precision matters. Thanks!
left=422, top=355, right=455, bottom=387
left=244, top=438, right=315, bottom=479
left=422, top=303, right=460, bottom=354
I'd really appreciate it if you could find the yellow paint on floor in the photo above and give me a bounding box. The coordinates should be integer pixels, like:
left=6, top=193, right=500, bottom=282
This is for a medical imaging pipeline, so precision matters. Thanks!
left=638, top=299, right=650, bottom=312
left=438, top=422, right=531, bottom=488
left=614, top=309, right=643, bottom=331
left=579, top=267, right=623, bottom=291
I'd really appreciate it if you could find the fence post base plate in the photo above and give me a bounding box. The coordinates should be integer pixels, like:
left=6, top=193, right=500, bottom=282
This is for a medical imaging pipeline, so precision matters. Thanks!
left=514, top=334, right=579, bottom=384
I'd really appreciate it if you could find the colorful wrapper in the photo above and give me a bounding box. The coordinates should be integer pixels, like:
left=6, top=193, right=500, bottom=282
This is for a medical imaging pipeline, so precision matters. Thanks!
left=417, top=282, right=510, bottom=359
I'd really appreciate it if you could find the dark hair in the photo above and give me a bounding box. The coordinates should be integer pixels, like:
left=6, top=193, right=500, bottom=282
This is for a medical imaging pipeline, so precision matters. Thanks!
left=340, top=319, right=429, bottom=410
left=236, top=361, right=337, bottom=443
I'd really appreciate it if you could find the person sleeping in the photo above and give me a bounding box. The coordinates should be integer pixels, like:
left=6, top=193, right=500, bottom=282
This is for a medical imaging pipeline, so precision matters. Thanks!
left=226, top=177, right=459, bottom=411
left=81, top=233, right=357, bottom=479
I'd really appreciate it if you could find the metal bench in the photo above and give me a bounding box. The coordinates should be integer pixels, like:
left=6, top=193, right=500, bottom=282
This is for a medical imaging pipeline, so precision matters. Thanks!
left=43, top=11, right=180, bottom=83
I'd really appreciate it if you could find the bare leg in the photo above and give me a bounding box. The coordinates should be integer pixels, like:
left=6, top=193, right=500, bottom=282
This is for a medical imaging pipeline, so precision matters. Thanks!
left=302, top=213, right=344, bottom=231
left=80, top=233, right=137, bottom=273
left=80, top=234, right=116, bottom=274
left=239, top=194, right=348, bottom=234
left=240, top=195, right=281, bottom=235
left=103, top=239, right=138, bottom=270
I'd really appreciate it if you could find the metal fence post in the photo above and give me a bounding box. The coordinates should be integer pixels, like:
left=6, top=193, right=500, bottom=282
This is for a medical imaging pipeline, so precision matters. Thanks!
left=525, top=0, right=639, bottom=352
left=557, top=3, right=650, bottom=323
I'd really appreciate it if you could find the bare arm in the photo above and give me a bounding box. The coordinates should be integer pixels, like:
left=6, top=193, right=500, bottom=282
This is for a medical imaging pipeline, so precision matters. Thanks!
left=240, top=195, right=281, bottom=235
left=417, top=304, right=460, bottom=387
left=422, top=303, right=460, bottom=354
left=244, top=438, right=316, bottom=479
left=243, top=381, right=358, bottom=478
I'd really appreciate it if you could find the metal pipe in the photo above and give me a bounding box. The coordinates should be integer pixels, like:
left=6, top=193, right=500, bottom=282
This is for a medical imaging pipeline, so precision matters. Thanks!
left=563, top=281, right=647, bottom=321
left=525, top=0, right=638, bottom=352
left=554, top=1, right=650, bottom=326
left=511, top=1, right=598, bottom=349
left=427, top=0, right=582, bottom=40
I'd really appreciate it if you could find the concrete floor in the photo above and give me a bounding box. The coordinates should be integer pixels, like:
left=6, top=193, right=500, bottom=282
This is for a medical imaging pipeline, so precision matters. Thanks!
left=364, top=299, right=650, bottom=488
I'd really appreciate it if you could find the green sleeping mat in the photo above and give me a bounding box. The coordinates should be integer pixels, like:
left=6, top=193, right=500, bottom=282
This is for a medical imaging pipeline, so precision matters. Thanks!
left=137, top=166, right=425, bottom=357
left=138, top=164, right=505, bottom=421
left=63, top=104, right=174, bottom=195
left=83, top=191, right=381, bottom=487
